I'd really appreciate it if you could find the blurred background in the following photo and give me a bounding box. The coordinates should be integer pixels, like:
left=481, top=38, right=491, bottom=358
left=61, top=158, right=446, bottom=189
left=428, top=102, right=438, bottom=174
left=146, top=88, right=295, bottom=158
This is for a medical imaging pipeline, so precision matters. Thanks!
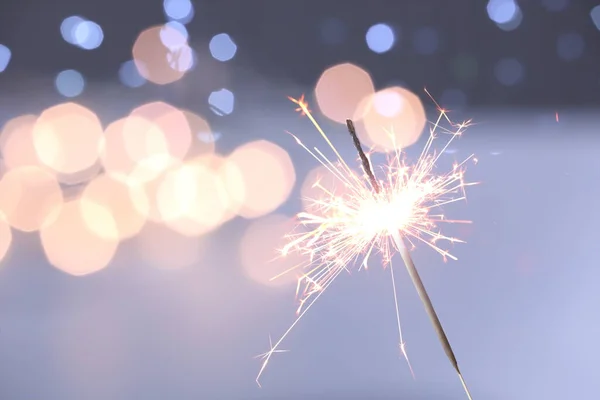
left=0, top=0, right=599, bottom=399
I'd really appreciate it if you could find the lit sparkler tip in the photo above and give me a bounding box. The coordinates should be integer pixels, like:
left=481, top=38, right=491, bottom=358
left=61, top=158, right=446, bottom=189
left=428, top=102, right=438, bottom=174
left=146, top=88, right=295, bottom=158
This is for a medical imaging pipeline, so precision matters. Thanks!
left=259, top=94, right=477, bottom=400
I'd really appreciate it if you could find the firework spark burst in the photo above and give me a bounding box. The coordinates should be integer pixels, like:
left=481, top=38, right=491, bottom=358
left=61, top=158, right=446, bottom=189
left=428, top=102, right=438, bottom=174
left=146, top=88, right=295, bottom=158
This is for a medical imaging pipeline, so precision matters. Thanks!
left=257, top=92, right=477, bottom=399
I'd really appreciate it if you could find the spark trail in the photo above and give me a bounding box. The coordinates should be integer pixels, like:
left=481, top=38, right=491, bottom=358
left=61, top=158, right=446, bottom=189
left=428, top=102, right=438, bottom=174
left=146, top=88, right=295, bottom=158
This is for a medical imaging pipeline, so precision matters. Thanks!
left=257, top=93, right=477, bottom=400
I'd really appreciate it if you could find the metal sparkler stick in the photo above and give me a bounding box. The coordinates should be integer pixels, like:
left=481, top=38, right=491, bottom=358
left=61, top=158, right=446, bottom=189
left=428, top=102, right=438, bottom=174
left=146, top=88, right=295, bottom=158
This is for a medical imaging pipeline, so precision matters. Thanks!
left=345, top=119, right=473, bottom=400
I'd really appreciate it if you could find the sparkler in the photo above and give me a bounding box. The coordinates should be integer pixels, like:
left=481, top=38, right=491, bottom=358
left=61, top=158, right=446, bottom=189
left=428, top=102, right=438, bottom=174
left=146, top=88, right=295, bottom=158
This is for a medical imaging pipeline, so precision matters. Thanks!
left=257, top=93, right=477, bottom=399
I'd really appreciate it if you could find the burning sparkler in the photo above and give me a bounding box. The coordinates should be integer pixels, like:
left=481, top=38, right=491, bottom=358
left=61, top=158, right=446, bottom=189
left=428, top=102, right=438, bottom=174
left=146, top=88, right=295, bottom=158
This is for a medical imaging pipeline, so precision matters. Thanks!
left=257, top=92, right=477, bottom=399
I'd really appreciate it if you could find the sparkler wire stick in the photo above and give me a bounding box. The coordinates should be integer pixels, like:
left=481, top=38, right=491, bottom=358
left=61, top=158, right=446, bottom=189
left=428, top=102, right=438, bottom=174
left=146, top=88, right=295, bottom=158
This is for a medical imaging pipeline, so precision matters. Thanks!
left=345, top=119, right=473, bottom=400
left=256, top=94, right=477, bottom=400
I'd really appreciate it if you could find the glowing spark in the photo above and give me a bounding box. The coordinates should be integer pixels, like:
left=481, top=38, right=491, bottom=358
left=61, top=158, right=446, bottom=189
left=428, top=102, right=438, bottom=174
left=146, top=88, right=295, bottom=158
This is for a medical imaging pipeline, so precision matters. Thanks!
left=257, top=94, right=477, bottom=399
left=555, top=111, right=559, bottom=122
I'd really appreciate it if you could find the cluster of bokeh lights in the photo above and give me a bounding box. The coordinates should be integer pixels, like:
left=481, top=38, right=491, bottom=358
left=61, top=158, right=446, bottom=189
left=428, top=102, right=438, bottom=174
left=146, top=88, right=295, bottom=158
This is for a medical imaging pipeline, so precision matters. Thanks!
left=0, top=47, right=443, bottom=288
left=0, top=101, right=297, bottom=276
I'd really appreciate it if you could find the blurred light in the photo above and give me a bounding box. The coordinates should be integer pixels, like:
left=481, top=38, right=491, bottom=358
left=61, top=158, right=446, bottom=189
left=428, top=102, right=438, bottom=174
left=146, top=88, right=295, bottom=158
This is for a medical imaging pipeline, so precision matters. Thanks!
left=557, top=33, right=584, bottom=61
left=180, top=110, right=216, bottom=158
left=168, top=45, right=195, bottom=73
left=494, top=57, right=524, bottom=86
left=60, top=16, right=104, bottom=50
left=314, top=63, right=375, bottom=124
left=486, top=0, right=519, bottom=24
left=0, top=115, right=44, bottom=170
left=128, top=157, right=182, bottom=223
left=497, top=7, right=523, bottom=31
left=365, top=23, right=396, bottom=54
left=239, top=214, right=306, bottom=287
left=227, top=140, right=296, bottom=219
left=101, top=112, right=185, bottom=181
left=158, top=160, right=230, bottom=236
left=126, top=151, right=175, bottom=190
left=440, top=88, right=468, bottom=109
left=40, top=200, right=118, bottom=276
left=163, top=0, right=194, bottom=24
left=0, top=44, right=11, bottom=72
left=592, top=6, right=600, bottom=31
left=129, top=102, right=193, bottom=162
left=132, top=25, right=191, bottom=85
left=60, top=16, right=84, bottom=44
left=118, top=60, right=147, bottom=88
left=209, top=89, right=235, bottom=116
left=541, top=0, right=568, bottom=12
left=55, top=69, right=85, bottom=98
left=209, top=33, right=237, bottom=62
left=355, top=87, right=426, bottom=152
left=209, top=155, right=244, bottom=221
left=101, top=118, right=151, bottom=179
left=135, top=222, right=207, bottom=269
left=0, top=166, right=63, bottom=232
left=0, top=213, right=11, bottom=263
left=197, top=131, right=217, bottom=143
left=32, top=103, right=104, bottom=180
left=160, top=21, right=189, bottom=50
left=413, top=27, right=439, bottom=55
left=74, top=20, right=104, bottom=50
left=320, top=18, right=346, bottom=45
left=80, top=174, right=147, bottom=240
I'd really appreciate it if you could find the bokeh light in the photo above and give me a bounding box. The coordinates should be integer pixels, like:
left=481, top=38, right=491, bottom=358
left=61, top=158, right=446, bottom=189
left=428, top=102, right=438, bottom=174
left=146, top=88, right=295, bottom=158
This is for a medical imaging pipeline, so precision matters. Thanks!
left=494, top=57, right=524, bottom=86
left=0, top=44, right=11, bottom=72
left=227, top=140, right=296, bottom=219
left=487, top=0, right=523, bottom=31
left=239, top=214, right=307, bottom=287
left=356, top=86, right=427, bottom=151
left=161, top=21, right=189, bottom=47
left=0, top=212, right=12, bottom=264
left=209, top=33, right=238, bottom=62
left=101, top=102, right=196, bottom=184
left=55, top=69, right=85, bottom=98
left=61, top=16, right=104, bottom=50
left=0, top=166, right=63, bottom=232
left=314, top=63, right=375, bottom=124
left=118, top=60, right=147, bottom=88
left=132, top=25, right=193, bottom=85
left=365, top=23, right=396, bottom=54
left=180, top=110, right=215, bottom=158
left=163, top=0, right=195, bottom=24
left=129, top=102, right=193, bottom=162
left=74, top=20, right=104, bottom=50
left=592, top=6, right=600, bottom=31
left=80, top=174, right=148, bottom=241
left=158, top=158, right=230, bottom=236
left=32, top=103, right=104, bottom=182
left=0, top=114, right=45, bottom=170
left=486, top=0, right=518, bottom=24
left=208, top=89, right=235, bottom=116
left=128, top=156, right=181, bottom=223
left=60, top=16, right=84, bottom=44
left=40, top=199, right=118, bottom=276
